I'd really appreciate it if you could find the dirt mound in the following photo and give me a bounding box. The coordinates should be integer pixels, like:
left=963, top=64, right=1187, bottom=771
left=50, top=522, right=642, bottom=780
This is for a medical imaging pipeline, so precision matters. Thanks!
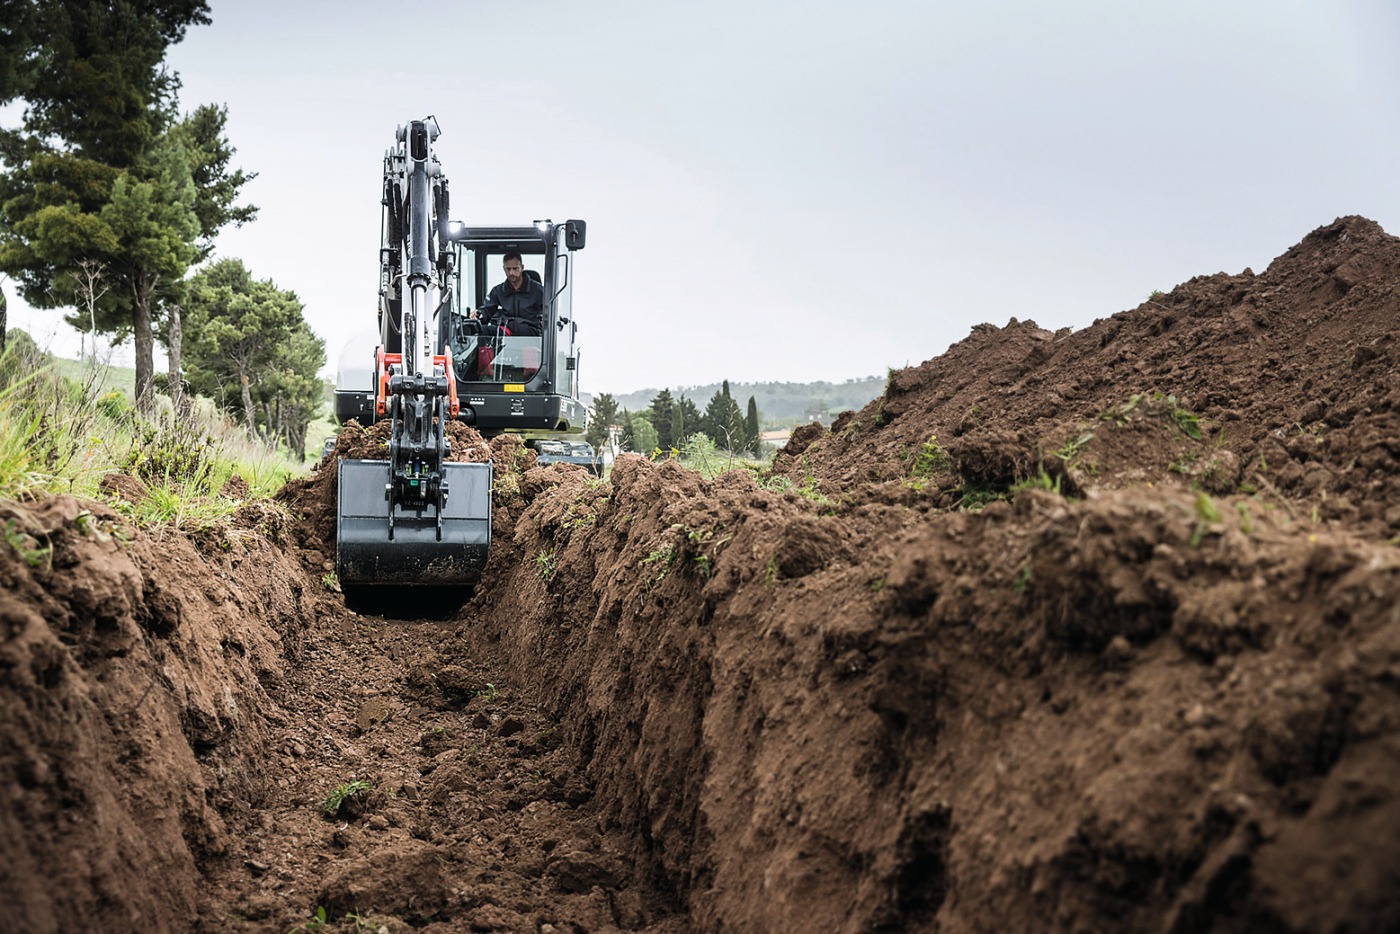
left=777, top=215, right=1400, bottom=538
left=455, top=218, right=1400, bottom=930
left=0, top=495, right=317, bottom=931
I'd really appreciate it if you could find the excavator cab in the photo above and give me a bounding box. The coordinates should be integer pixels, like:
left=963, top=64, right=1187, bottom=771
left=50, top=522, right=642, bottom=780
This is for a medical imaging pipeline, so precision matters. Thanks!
left=439, top=222, right=588, bottom=435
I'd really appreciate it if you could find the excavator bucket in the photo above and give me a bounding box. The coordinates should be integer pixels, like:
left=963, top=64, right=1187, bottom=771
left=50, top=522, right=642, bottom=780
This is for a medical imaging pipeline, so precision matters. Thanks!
left=336, top=459, right=492, bottom=586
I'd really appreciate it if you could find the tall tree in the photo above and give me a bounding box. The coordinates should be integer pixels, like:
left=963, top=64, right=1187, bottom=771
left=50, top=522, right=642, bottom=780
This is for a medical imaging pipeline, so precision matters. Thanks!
left=0, top=0, right=253, bottom=415
left=182, top=258, right=304, bottom=439
left=703, top=380, right=745, bottom=451
left=678, top=395, right=702, bottom=442
left=586, top=392, right=618, bottom=450
left=649, top=388, right=676, bottom=451
left=258, top=317, right=324, bottom=460
left=669, top=400, right=685, bottom=451
left=745, top=395, right=762, bottom=457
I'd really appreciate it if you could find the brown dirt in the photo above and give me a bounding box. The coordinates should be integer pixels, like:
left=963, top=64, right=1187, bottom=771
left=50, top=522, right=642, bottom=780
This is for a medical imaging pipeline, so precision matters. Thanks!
left=5, top=215, right=1400, bottom=932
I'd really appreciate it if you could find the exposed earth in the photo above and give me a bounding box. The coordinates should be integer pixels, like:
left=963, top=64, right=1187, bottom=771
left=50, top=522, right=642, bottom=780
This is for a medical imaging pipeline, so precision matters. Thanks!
left=4, top=216, right=1400, bottom=932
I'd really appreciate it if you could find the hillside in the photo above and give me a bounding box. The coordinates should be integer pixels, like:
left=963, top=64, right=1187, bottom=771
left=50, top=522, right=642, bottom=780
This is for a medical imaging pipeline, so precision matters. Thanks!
left=606, top=376, right=886, bottom=425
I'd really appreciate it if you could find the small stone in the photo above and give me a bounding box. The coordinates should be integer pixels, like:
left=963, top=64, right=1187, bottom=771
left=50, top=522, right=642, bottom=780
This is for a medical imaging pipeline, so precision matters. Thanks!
left=496, top=717, right=525, bottom=738
left=472, top=712, right=492, bottom=730
left=245, top=858, right=270, bottom=875
left=367, top=815, right=389, bottom=831
left=290, top=742, right=306, bottom=757
left=1183, top=703, right=1208, bottom=728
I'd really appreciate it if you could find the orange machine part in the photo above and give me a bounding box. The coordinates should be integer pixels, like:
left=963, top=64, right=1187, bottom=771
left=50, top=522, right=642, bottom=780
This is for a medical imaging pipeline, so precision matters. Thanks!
left=374, top=348, right=459, bottom=420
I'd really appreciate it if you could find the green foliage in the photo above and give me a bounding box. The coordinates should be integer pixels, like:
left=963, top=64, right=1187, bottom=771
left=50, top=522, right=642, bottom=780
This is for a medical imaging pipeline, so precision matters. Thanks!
left=474, top=683, right=498, bottom=702
left=320, top=779, right=371, bottom=817
left=909, top=434, right=951, bottom=478
left=1013, top=564, right=1032, bottom=595
left=535, top=546, right=556, bottom=580
left=288, top=905, right=329, bottom=933
left=702, top=380, right=746, bottom=451
left=3, top=517, right=51, bottom=569
left=183, top=258, right=325, bottom=458
left=1099, top=393, right=1141, bottom=427
left=1154, top=392, right=1202, bottom=440
left=1054, top=432, right=1094, bottom=463
left=744, top=396, right=762, bottom=457
left=586, top=392, right=618, bottom=449
left=624, top=410, right=658, bottom=454
left=649, top=388, right=676, bottom=450
left=0, top=1, right=253, bottom=414
left=1011, top=470, right=1063, bottom=496
left=123, top=416, right=218, bottom=488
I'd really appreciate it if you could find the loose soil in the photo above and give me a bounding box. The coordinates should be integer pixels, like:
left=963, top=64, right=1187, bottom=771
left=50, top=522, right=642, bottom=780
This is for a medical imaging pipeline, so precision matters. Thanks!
left=5, top=216, right=1400, bottom=932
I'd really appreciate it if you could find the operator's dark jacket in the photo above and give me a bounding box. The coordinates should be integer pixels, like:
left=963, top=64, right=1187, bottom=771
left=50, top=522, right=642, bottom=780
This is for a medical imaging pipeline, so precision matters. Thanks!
left=481, top=276, right=544, bottom=336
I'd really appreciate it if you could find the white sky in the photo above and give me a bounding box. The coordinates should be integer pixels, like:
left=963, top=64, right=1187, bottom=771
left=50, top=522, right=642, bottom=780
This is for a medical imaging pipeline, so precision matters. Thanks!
left=5, top=0, right=1400, bottom=394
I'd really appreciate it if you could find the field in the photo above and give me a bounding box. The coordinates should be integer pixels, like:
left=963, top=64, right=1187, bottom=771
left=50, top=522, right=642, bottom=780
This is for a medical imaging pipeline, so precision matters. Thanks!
left=3, top=216, right=1399, bottom=932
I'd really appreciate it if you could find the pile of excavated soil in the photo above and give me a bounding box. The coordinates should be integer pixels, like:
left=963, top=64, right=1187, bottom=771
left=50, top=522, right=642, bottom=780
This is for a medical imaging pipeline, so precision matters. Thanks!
left=458, top=216, right=1400, bottom=931
left=4, top=215, right=1400, bottom=932
left=775, top=216, right=1400, bottom=539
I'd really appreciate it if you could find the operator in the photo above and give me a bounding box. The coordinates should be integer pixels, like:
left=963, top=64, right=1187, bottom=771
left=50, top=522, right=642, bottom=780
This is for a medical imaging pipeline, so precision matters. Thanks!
left=470, top=252, right=544, bottom=336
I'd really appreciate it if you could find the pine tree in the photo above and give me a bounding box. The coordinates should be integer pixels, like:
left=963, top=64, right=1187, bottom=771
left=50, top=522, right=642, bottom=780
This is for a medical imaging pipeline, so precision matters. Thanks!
left=745, top=395, right=761, bottom=457
left=586, top=392, right=618, bottom=449
left=649, top=388, right=676, bottom=450
left=0, top=1, right=253, bottom=415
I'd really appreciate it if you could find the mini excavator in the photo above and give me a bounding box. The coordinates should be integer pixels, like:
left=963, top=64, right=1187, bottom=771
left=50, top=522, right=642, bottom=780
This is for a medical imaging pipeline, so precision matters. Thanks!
left=334, top=117, right=588, bottom=587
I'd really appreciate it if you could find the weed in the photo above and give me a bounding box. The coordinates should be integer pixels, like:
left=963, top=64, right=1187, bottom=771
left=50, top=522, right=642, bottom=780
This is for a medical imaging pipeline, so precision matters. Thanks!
left=763, top=555, right=780, bottom=586
left=1013, top=564, right=1032, bottom=595
left=343, top=910, right=377, bottom=933
left=758, top=474, right=793, bottom=494
left=73, top=508, right=111, bottom=542
left=474, top=683, right=498, bottom=702
left=1154, top=392, right=1202, bottom=440
left=320, top=572, right=339, bottom=592
left=1053, top=432, right=1094, bottom=464
left=953, top=483, right=1008, bottom=510
left=320, top=779, right=371, bottom=817
left=1148, top=289, right=1164, bottom=299
left=1100, top=393, right=1141, bottom=427
left=868, top=577, right=885, bottom=592
left=908, top=435, right=951, bottom=478
left=3, top=518, right=51, bottom=569
left=288, top=906, right=329, bottom=933
left=1011, top=470, right=1062, bottom=496
left=642, top=543, right=678, bottom=585
left=535, top=546, right=557, bottom=580
left=1194, top=492, right=1223, bottom=524
left=1236, top=502, right=1254, bottom=535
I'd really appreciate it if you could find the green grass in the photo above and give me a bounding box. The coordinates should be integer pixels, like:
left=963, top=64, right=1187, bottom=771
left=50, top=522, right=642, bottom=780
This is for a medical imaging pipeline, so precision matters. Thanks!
left=0, top=337, right=320, bottom=528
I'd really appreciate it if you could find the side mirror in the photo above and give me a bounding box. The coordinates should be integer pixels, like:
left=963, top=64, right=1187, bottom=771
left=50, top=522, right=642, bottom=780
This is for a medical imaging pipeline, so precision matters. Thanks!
left=565, top=219, right=587, bottom=250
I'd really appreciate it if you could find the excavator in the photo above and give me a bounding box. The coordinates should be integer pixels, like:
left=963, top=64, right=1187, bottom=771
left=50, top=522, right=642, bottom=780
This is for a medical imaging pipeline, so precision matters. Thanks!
left=334, top=117, right=588, bottom=587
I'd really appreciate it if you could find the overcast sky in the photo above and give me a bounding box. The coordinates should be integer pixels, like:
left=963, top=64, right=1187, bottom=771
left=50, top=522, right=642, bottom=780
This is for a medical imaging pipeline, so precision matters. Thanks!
left=6, top=0, right=1399, bottom=395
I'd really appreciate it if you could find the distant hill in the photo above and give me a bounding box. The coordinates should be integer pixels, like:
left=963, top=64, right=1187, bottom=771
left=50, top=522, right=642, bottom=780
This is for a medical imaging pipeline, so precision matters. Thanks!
left=602, top=377, right=885, bottom=426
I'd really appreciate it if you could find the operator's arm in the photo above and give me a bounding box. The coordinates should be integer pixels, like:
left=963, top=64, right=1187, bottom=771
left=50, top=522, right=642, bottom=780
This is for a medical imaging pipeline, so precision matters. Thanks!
left=471, top=284, right=504, bottom=320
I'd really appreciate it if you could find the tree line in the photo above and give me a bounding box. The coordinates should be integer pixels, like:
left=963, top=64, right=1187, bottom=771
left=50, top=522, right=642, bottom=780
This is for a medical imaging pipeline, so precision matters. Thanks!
left=586, top=382, right=763, bottom=457
left=0, top=0, right=324, bottom=458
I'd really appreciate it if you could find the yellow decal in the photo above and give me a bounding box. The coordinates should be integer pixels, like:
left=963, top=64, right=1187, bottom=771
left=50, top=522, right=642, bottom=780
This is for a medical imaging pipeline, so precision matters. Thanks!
left=504, top=384, right=525, bottom=393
